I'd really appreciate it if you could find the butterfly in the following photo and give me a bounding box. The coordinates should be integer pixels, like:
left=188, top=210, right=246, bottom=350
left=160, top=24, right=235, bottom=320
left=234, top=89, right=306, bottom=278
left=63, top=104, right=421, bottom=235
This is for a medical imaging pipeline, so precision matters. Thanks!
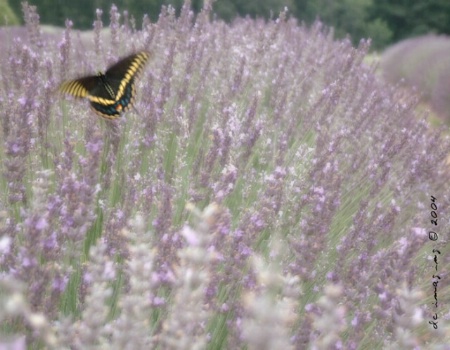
left=59, top=51, right=151, bottom=119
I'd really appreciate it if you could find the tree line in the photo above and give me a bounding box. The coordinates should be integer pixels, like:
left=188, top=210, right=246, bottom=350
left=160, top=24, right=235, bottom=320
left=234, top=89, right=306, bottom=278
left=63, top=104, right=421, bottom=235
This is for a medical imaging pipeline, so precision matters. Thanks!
left=4, top=0, right=450, bottom=50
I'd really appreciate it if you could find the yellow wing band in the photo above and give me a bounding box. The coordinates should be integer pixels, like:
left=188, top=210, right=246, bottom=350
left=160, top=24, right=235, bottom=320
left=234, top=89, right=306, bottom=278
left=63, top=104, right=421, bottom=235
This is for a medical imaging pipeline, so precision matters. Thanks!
left=59, top=80, right=90, bottom=98
left=115, top=51, right=150, bottom=102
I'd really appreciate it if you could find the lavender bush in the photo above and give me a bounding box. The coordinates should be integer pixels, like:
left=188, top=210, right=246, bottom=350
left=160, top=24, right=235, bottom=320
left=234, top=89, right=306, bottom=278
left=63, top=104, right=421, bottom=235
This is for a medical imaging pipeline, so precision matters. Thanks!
left=381, top=34, right=450, bottom=124
left=1, top=1, right=450, bottom=349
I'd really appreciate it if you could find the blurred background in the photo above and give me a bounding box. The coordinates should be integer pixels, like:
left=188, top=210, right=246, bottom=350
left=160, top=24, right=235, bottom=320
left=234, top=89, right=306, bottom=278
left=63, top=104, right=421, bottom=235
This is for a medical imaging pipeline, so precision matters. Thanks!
left=2, top=0, right=450, bottom=123
left=3, top=0, right=450, bottom=50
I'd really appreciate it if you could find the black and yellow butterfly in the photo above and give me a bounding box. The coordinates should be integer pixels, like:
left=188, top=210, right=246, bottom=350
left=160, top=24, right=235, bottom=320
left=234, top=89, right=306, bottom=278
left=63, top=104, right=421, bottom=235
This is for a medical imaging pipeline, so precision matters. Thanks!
left=59, top=51, right=150, bottom=119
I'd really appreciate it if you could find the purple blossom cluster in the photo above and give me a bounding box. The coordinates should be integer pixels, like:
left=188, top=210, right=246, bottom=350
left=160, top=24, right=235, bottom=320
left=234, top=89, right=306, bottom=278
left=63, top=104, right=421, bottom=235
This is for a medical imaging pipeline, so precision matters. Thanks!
left=1, top=1, right=450, bottom=349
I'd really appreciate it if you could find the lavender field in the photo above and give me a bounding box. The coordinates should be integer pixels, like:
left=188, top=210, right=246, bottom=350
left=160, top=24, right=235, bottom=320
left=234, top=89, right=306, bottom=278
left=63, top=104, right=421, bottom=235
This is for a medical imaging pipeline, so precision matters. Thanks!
left=1, top=2, right=450, bottom=349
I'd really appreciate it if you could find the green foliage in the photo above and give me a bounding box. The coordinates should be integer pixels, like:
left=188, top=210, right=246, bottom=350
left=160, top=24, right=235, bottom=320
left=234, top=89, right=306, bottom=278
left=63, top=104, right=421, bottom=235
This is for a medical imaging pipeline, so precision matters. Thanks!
left=213, top=0, right=238, bottom=22
left=368, top=0, right=450, bottom=42
left=324, top=0, right=372, bottom=42
left=292, top=0, right=394, bottom=49
left=365, top=18, right=392, bottom=50
left=293, top=0, right=450, bottom=49
left=0, top=0, right=20, bottom=25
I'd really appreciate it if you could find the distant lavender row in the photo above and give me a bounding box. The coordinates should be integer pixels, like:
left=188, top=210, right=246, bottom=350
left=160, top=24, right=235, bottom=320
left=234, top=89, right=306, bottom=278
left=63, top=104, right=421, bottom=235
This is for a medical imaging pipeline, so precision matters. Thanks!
left=381, top=34, right=450, bottom=123
left=1, top=1, right=450, bottom=349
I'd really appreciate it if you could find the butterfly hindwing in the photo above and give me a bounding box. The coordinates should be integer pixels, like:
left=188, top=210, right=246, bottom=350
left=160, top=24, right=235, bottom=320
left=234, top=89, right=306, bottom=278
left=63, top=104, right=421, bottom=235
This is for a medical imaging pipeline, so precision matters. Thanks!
left=86, top=76, right=119, bottom=105
left=58, top=50, right=150, bottom=119
left=89, top=79, right=136, bottom=120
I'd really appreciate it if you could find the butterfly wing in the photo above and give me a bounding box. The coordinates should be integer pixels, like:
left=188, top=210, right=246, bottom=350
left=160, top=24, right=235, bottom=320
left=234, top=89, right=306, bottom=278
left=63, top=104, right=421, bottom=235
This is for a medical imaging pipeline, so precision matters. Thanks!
left=59, top=50, right=150, bottom=120
left=89, top=79, right=136, bottom=120
left=86, top=75, right=118, bottom=105
left=59, top=75, right=119, bottom=118
left=59, top=76, right=99, bottom=98
left=105, top=51, right=151, bottom=102
left=105, top=51, right=151, bottom=82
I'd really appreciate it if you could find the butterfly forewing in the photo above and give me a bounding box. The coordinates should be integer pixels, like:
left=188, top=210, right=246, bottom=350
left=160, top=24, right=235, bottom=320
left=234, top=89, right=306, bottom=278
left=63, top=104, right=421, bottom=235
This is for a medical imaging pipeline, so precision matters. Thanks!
left=105, top=51, right=150, bottom=81
left=59, top=76, right=99, bottom=98
left=58, top=50, right=151, bottom=119
left=106, top=51, right=150, bottom=104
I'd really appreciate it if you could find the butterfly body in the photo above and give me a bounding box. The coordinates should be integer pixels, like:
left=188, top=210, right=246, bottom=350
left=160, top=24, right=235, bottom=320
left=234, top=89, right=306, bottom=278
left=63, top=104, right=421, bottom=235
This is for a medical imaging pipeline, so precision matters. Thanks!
left=59, top=51, right=150, bottom=120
